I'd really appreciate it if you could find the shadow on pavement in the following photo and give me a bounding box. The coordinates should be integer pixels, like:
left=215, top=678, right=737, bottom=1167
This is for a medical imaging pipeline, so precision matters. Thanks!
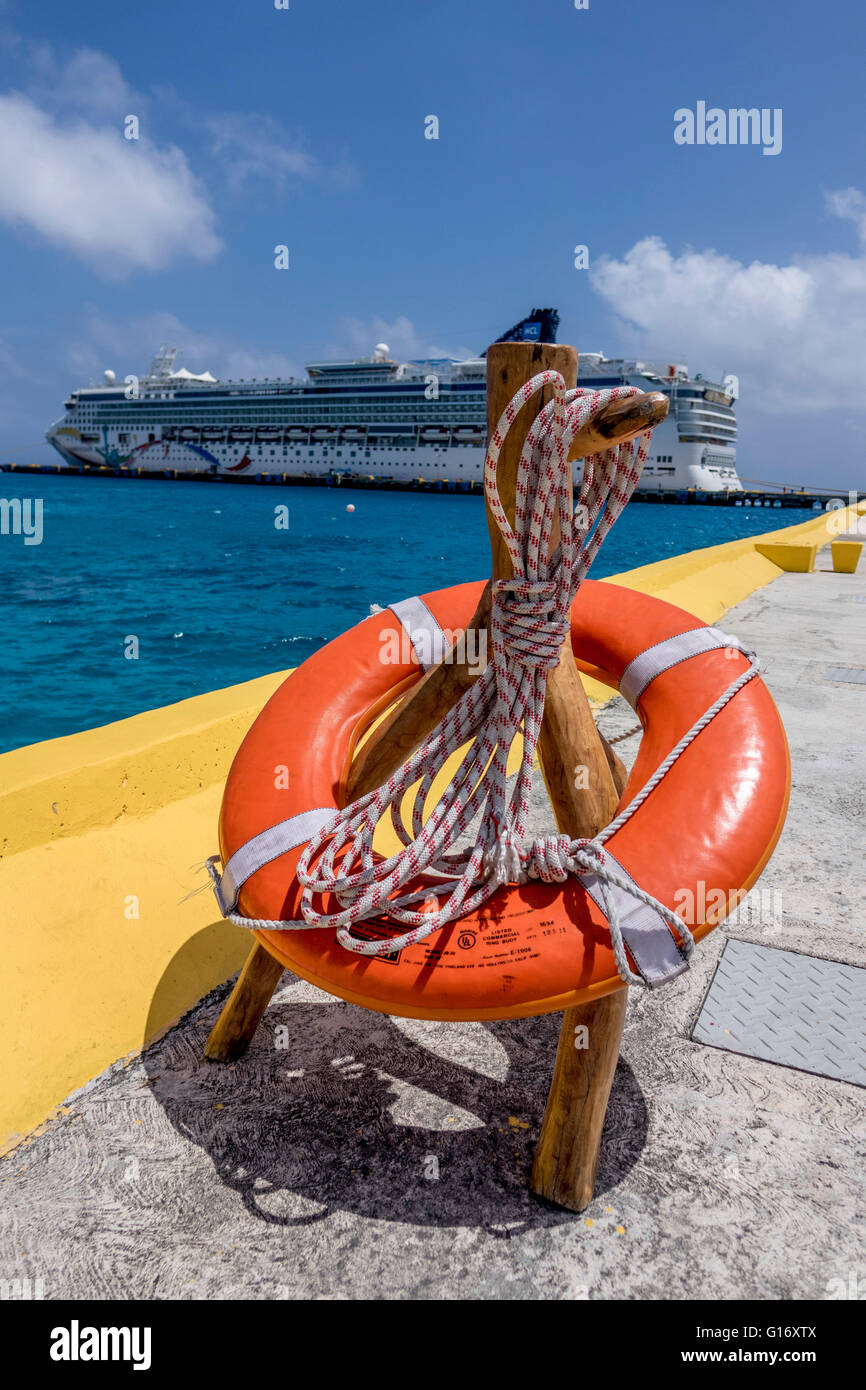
left=144, top=936, right=648, bottom=1233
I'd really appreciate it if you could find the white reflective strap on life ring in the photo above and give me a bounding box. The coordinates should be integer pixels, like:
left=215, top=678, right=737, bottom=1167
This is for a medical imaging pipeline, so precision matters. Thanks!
left=388, top=595, right=448, bottom=670
left=618, top=626, right=746, bottom=710
left=211, top=593, right=449, bottom=916
left=212, top=808, right=336, bottom=915
left=578, top=848, right=690, bottom=988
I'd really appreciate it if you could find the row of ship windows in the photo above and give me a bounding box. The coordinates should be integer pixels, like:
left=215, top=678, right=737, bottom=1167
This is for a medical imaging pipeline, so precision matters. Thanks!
left=244, top=447, right=466, bottom=459
left=77, top=411, right=483, bottom=422
left=154, top=447, right=471, bottom=467
left=119, top=440, right=477, bottom=453
left=76, top=388, right=487, bottom=402
left=75, top=399, right=486, bottom=414
left=79, top=401, right=480, bottom=406
left=678, top=421, right=736, bottom=432
left=677, top=410, right=736, bottom=423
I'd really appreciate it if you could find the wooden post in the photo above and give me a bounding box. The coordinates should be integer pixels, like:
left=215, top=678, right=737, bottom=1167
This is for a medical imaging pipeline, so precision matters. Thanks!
left=205, top=941, right=285, bottom=1061
left=483, top=342, right=620, bottom=825
left=345, top=389, right=665, bottom=804
left=530, top=987, right=628, bottom=1211
left=483, top=342, right=627, bottom=1213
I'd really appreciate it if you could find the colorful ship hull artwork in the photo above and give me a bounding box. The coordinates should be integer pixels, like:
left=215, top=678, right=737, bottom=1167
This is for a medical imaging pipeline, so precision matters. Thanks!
left=46, top=310, right=743, bottom=492
left=51, top=427, right=254, bottom=475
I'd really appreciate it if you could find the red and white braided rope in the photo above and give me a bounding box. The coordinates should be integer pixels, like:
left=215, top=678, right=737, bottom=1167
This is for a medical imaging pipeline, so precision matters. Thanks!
left=292, top=372, right=653, bottom=956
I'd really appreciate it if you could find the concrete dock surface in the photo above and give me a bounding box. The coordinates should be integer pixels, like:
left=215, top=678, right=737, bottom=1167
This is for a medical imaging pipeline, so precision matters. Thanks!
left=2, top=545, right=864, bottom=1300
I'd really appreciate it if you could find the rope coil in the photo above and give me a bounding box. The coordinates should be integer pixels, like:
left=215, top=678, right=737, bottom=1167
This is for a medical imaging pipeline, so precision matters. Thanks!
left=208, top=372, right=762, bottom=987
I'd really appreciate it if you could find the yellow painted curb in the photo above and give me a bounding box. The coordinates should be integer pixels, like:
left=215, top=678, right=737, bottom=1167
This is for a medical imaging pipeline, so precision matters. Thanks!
left=0, top=503, right=855, bottom=1153
left=0, top=669, right=290, bottom=859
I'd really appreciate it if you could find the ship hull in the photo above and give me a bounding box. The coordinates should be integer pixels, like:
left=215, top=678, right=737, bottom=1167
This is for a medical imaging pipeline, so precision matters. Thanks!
left=45, top=424, right=741, bottom=492
left=44, top=326, right=743, bottom=493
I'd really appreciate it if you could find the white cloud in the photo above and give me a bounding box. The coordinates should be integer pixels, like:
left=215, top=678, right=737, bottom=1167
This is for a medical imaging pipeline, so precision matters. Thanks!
left=825, top=186, right=866, bottom=242
left=334, top=315, right=425, bottom=359
left=68, top=309, right=301, bottom=383
left=0, top=41, right=354, bottom=273
left=331, top=315, right=475, bottom=361
left=203, top=112, right=347, bottom=193
left=589, top=190, right=866, bottom=416
left=64, top=309, right=474, bottom=391
left=0, top=92, right=222, bottom=275
left=0, top=334, right=36, bottom=380
left=24, top=44, right=135, bottom=116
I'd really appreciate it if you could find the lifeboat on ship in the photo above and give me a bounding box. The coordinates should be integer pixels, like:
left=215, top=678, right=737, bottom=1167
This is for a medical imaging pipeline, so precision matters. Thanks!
left=454, top=425, right=484, bottom=441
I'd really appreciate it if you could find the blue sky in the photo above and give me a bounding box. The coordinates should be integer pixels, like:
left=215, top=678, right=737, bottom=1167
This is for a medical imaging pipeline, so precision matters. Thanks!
left=1, top=0, right=864, bottom=486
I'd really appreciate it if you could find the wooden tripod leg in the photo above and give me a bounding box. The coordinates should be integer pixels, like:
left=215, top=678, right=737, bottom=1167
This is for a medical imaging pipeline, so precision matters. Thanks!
left=205, top=942, right=285, bottom=1062
left=483, top=342, right=633, bottom=1214
left=530, top=990, right=628, bottom=1211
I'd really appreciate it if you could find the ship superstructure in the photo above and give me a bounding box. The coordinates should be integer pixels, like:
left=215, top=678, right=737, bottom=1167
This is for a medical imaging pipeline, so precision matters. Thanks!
left=577, top=352, right=741, bottom=491
left=46, top=312, right=742, bottom=491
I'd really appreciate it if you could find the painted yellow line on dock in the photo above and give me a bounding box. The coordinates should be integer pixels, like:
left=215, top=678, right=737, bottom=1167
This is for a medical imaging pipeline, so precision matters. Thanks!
left=0, top=507, right=854, bottom=1153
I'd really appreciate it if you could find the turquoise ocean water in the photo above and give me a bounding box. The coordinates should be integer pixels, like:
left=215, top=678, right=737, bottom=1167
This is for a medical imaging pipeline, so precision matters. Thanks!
left=0, top=474, right=817, bottom=754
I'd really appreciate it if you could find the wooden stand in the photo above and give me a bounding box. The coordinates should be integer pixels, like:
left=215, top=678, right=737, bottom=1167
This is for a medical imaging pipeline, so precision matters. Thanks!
left=206, top=340, right=661, bottom=1211
left=530, top=988, right=627, bottom=1209
left=205, top=940, right=284, bottom=1062
left=483, top=343, right=625, bottom=1212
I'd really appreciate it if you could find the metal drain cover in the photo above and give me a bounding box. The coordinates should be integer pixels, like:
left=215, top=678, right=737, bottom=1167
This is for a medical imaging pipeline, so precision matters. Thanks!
left=824, top=666, right=866, bottom=685
left=692, top=940, right=866, bottom=1087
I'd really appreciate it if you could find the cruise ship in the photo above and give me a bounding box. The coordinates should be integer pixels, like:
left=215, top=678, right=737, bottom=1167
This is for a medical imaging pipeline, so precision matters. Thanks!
left=46, top=310, right=742, bottom=491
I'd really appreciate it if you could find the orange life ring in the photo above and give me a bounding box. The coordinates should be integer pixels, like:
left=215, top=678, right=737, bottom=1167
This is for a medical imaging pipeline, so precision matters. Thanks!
left=217, top=579, right=790, bottom=1021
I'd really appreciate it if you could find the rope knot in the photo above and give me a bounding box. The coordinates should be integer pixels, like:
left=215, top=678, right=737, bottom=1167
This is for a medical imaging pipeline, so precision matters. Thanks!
left=576, top=836, right=603, bottom=859
left=524, top=834, right=575, bottom=883
left=483, top=827, right=524, bottom=887
left=524, top=835, right=608, bottom=883
left=492, top=578, right=567, bottom=671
